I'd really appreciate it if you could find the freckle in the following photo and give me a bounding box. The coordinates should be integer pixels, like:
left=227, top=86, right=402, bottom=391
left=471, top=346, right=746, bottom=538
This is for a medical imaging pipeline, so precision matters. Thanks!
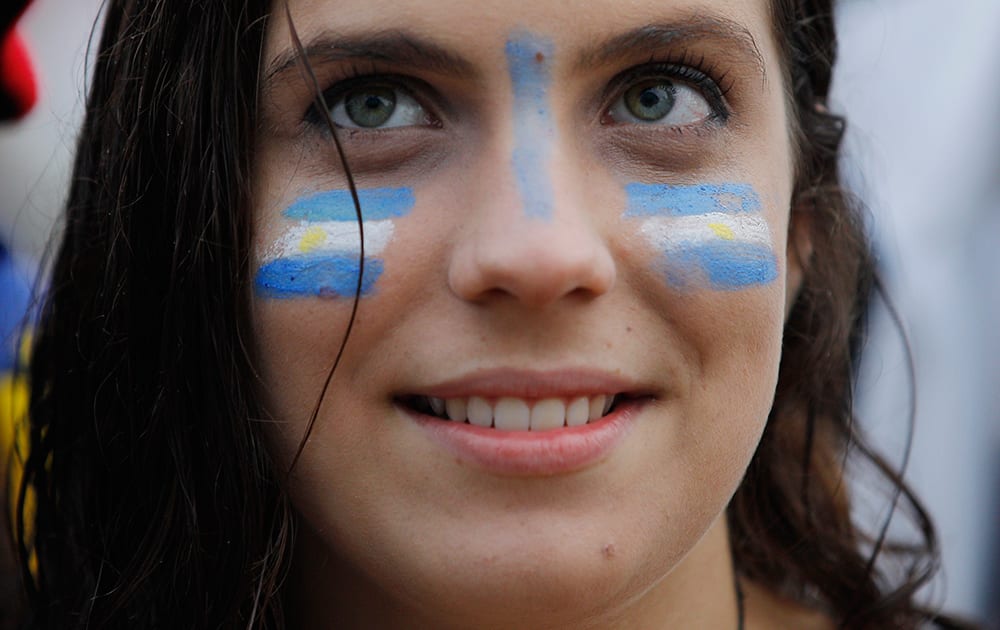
left=602, top=543, right=616, bottom=559
left=626, top=326, right=633, bottom=333
left=535, top=51, right=545, bottom=63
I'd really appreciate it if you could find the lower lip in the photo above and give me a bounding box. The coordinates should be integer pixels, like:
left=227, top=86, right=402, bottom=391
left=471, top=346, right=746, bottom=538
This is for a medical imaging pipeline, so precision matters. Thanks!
left=408, top=400, right=643, bottom=476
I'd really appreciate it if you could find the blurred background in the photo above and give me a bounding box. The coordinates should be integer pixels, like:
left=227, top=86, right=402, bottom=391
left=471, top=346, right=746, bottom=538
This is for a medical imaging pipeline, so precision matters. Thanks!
left=1, top=0, right=997, bottom=625
left=834, top=0, right=1000, bottom=625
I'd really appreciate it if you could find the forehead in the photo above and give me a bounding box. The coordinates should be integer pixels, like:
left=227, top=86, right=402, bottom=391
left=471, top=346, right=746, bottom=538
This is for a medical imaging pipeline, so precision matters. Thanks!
left=265, top=0, right=778, bottom=77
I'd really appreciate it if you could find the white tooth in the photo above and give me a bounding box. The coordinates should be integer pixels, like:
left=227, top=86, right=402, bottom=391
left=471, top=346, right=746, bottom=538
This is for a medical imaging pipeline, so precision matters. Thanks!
left=445, top=398, right=468, bottom=422
left=603, top=395, right=615, bottom=415
left=589, top=395, right=606, bottom=421
left=429, top=397, right=446, bottom=417
left=494, top=397, right=530, bottom=431
left=467, top=396, right=493, bottom=427
left=531, top=398, right=566, bottom=432
left=566, top=397, right=589, bottom=427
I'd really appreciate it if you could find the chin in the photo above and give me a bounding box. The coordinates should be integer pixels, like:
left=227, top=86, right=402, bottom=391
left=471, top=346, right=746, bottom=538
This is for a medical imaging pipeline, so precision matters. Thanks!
left=387, top=536, right=665, bottom=628
left=298, top=497, right=701, bottom=630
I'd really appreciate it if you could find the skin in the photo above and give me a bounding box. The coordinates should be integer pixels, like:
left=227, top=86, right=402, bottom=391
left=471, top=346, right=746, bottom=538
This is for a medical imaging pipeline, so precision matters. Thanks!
left=252, top=0, right=818, bottom=627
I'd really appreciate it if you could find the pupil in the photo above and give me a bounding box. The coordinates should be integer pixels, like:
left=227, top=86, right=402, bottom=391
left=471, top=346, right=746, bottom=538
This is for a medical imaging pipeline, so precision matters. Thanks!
left=639, top=91, right=660, bottom=108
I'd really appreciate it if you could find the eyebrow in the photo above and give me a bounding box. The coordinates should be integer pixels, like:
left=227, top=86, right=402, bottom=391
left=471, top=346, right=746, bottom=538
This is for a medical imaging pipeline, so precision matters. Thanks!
left=574, top=17, right=766, bottom=79
left=263, top=30, right=479, bottom=91
left=262, top=15, right=766, bottom=93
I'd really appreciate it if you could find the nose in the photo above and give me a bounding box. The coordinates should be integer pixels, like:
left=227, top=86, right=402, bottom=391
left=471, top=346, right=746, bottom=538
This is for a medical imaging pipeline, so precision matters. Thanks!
left=447, top=156, right=617, bottom=309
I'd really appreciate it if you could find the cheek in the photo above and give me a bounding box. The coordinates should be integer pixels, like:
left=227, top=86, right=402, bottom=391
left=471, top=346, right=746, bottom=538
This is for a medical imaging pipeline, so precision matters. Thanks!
left=619, top=180, right=788, bottom=501
left=254, top=187, right=416, bottom=300
left=252, top=301, right=345, bottom=437
left=621, top=182, right=780, bottom=292
left=250, top=186, right=421, bottom=465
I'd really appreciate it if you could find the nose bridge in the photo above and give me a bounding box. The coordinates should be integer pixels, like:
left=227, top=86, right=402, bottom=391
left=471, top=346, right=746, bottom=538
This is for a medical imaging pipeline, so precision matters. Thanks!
left=447, top=54, right=615, bottom=308
left=506, top=31, right=556, bottom=221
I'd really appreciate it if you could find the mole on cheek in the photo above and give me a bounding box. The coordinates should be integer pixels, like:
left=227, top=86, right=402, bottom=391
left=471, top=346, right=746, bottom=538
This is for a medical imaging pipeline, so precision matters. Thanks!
left=602, top=543, right=616, bottom=560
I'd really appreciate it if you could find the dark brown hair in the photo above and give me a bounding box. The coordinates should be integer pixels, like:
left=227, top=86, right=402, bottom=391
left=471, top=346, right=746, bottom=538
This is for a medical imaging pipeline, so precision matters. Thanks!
left=9, top=0, right=962, bottom=628
left=14, top=2, right=287, bottom=627
left=727, top=1, right=959, bottom=628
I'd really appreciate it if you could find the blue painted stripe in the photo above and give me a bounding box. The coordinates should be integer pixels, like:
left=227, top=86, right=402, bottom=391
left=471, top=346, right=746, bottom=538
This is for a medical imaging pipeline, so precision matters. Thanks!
left=625, top=183, right=762, bottom=217
left=283, top=188, right=415, bottom=222
left=506, top=32, right=555, bottom=220
left=255, top=254, right=382, bottom=298
left=667, top=241, right=778, bottom=290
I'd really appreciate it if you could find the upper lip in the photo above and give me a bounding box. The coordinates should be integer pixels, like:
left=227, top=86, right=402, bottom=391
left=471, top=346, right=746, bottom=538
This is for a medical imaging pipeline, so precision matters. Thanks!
left=402, top=367, right=654, bottom=400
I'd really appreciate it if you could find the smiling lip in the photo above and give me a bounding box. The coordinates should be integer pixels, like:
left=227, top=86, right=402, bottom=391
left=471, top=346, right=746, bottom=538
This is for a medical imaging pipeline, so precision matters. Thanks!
left=401, top=368, right=648, bottom=476
left=412, top=367, right=645, bottom=400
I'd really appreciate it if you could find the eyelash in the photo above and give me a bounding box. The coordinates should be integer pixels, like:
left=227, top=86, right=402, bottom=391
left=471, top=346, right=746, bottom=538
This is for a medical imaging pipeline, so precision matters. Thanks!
left=302, top=51, right=733, bottom=130
left=604, top=51, right=733, bottom=124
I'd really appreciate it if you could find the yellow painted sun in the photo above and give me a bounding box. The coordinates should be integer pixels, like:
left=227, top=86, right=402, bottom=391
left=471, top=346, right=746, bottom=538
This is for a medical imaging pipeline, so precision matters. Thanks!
left=707, top=222, right=735, bottom=240
left=298, top=226, right=327, bottom=253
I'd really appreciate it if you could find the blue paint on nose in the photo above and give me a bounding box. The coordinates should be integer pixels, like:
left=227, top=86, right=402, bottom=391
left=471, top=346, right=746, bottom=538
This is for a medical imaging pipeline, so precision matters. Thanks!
left=506, top=32, right=556, bottom=220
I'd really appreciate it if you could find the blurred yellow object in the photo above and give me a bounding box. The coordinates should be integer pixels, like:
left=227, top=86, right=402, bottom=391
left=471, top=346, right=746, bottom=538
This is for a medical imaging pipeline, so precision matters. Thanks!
left=1, top=330, right=35, bottom=575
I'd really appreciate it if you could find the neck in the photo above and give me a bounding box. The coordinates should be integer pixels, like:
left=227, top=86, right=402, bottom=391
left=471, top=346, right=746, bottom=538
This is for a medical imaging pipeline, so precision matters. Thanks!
left=288, top=515, right=742, bottom=629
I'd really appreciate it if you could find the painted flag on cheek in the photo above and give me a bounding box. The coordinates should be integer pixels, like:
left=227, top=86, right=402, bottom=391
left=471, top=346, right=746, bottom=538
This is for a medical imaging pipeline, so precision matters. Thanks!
left=624, top=183, right=779, bottom=290
left=255, top=187, right=414, bottom=299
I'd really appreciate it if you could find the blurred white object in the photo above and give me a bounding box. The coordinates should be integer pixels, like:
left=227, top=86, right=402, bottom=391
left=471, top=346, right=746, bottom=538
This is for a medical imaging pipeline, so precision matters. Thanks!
left=0, top=0, right=104, bottom=259
left=834, top=0, right=1000, bottom=623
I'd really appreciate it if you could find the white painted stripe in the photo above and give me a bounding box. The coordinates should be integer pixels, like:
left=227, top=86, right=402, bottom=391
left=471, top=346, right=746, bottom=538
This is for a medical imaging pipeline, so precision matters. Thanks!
left=638, top=213, right=772, bottom=249
left=265, top=219, right=395, bottom=262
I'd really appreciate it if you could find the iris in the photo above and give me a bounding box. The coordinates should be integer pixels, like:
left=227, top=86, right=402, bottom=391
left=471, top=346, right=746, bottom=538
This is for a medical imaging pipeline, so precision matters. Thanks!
left=344, top=86, right=397, bottom=128
left=624, top=81, right=677, bottom=122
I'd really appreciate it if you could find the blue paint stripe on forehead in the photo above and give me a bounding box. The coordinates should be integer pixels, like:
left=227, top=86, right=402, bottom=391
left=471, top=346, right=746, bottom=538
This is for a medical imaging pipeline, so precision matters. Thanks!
left=283, top=187, right=415, bottom=222
left=506, top=32, right=556, bottom=220
left=506, top=34, right=555, bottom=103
left=624, top=183, right=762, bottom=217
left=255, top=254, right=382, bottom=298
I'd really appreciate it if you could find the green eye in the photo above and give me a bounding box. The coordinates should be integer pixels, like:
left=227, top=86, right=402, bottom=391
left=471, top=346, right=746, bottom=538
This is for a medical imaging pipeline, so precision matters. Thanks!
left=607, top=74, right=715, bottom=127
left=343, top=87, right=397, bottom=128
left=623, top=82, right=677, bottom=122
left=327, top=81, right=429, bottom=130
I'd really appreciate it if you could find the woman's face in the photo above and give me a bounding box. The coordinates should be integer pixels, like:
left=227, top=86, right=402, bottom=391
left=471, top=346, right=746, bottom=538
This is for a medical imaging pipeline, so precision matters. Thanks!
left=254, top=0, right=799, bottom=625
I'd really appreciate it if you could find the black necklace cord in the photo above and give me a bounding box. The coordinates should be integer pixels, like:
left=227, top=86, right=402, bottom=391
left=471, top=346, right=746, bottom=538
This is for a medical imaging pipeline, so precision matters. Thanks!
left=735, top=571, right=746, bottom=630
